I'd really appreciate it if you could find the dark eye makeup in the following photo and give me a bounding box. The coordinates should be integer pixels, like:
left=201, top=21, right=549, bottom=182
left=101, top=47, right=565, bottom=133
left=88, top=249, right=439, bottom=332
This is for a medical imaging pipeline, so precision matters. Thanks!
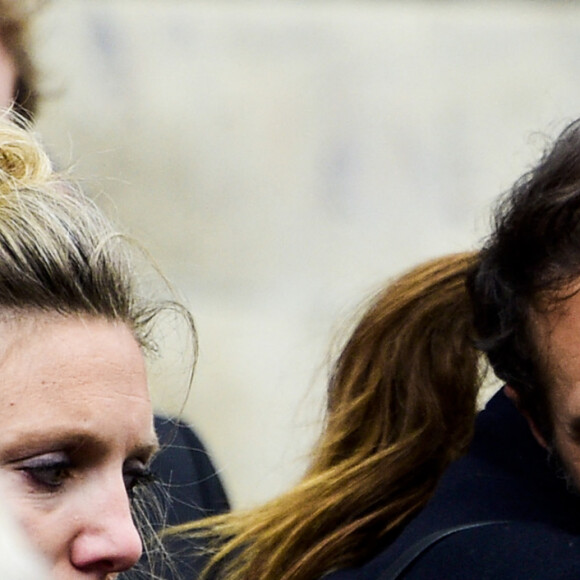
left=16, top=451, right=71, bottom=490
left=13, top=451, right=156, bottom=494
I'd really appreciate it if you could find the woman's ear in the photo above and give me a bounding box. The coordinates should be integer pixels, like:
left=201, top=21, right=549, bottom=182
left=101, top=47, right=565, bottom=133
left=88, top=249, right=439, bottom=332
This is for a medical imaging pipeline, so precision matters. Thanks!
left=503, top=385, right=548, bottom=449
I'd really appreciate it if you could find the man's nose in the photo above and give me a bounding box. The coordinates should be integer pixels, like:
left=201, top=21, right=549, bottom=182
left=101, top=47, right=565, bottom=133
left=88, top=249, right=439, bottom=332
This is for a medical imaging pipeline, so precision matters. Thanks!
left=69, top=478, right=143, bottom=574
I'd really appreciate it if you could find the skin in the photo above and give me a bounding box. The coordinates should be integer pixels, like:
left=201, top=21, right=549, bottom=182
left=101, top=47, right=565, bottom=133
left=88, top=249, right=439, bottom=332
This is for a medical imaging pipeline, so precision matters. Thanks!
left=510, top=288, right=580, bottom=489
left=0, top=313, right=158, bottom=580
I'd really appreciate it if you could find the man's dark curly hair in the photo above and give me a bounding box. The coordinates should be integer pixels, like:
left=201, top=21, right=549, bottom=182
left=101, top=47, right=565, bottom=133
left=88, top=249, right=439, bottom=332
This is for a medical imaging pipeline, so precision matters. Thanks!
left=469, top=119, right=580, bottom=439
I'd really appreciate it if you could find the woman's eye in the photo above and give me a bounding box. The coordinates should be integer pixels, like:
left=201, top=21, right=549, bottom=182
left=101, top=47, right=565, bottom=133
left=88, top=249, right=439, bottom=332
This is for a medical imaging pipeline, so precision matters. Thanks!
left=16, top=452, right=72, bottom=490
left=123, top=459, right=155, bottom=494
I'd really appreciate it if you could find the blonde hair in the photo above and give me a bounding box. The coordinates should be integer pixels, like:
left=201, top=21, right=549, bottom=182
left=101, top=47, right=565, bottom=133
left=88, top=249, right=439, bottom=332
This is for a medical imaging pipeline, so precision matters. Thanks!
left=0, top=116, right=162, bottom=346
left=175, top=252, right=482, bottom=580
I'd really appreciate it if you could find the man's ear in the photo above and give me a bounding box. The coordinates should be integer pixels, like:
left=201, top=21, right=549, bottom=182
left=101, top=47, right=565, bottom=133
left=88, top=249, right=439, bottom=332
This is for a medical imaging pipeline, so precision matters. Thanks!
left=503, top=385, right=548, bottom=449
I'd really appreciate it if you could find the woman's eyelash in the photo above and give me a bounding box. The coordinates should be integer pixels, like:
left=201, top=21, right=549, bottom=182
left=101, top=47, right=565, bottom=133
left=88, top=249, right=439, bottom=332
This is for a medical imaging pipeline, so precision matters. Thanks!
left=123, top=464, right=157, bottom=494
left=14, top=453, right=158, bottom=494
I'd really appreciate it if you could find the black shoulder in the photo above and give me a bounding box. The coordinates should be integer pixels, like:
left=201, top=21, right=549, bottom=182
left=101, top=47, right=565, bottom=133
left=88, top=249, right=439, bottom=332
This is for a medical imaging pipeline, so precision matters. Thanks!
left=152, top=414, right=230, bottom=524
left=401, top=521, right=580, bottom=580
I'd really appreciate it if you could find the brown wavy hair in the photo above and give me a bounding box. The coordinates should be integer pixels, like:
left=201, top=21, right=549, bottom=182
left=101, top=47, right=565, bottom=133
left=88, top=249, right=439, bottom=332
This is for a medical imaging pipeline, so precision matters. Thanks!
left=173, top=251, right=482, bottom=580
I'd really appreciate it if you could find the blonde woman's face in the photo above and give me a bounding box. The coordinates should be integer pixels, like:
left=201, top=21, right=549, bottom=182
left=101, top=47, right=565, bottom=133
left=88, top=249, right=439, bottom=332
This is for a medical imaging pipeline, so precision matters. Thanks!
left=0, top=314, right=157, bottom=579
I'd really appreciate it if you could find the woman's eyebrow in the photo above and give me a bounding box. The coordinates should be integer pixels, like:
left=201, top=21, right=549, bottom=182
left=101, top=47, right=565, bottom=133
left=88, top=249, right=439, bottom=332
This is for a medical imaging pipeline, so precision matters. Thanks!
left=0, top=429, right=159, bottom=461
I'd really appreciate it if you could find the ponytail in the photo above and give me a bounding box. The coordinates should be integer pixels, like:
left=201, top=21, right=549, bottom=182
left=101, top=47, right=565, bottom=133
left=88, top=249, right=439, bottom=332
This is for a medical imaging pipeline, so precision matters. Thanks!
left=176, top=251, right=484, bottom=580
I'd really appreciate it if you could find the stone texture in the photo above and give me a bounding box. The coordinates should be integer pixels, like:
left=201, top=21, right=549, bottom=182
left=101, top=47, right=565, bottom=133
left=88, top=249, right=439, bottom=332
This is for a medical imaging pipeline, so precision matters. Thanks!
left=34, top=0, right=580, bottom=506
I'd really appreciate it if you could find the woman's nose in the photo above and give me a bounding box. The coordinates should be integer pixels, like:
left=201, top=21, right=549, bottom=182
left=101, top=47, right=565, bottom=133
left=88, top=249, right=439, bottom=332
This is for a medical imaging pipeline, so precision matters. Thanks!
left=69, top=479, right=143, bottom=574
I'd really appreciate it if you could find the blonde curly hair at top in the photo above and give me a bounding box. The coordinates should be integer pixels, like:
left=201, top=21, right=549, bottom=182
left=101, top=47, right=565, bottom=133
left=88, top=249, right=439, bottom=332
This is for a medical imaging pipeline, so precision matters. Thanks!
left=0, top=115, right=160, bottom=342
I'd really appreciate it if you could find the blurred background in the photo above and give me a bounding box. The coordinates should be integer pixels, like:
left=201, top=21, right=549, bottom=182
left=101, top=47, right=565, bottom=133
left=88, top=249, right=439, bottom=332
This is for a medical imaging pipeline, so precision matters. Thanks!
left=32, top=0, right=580, bottom=507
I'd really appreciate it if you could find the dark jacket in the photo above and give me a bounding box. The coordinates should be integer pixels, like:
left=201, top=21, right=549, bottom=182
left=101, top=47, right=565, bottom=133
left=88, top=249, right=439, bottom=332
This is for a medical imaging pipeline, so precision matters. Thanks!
left=152, top=416, right=230, bottom=525
left=325, top=390, right=580, bottom=579
left=135, top=416, right=230, bottom=580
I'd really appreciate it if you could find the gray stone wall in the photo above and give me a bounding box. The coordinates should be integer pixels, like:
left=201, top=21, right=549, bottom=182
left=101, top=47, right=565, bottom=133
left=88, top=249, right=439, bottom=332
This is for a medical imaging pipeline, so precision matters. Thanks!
left=34, top=0, right=580, bottom=506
